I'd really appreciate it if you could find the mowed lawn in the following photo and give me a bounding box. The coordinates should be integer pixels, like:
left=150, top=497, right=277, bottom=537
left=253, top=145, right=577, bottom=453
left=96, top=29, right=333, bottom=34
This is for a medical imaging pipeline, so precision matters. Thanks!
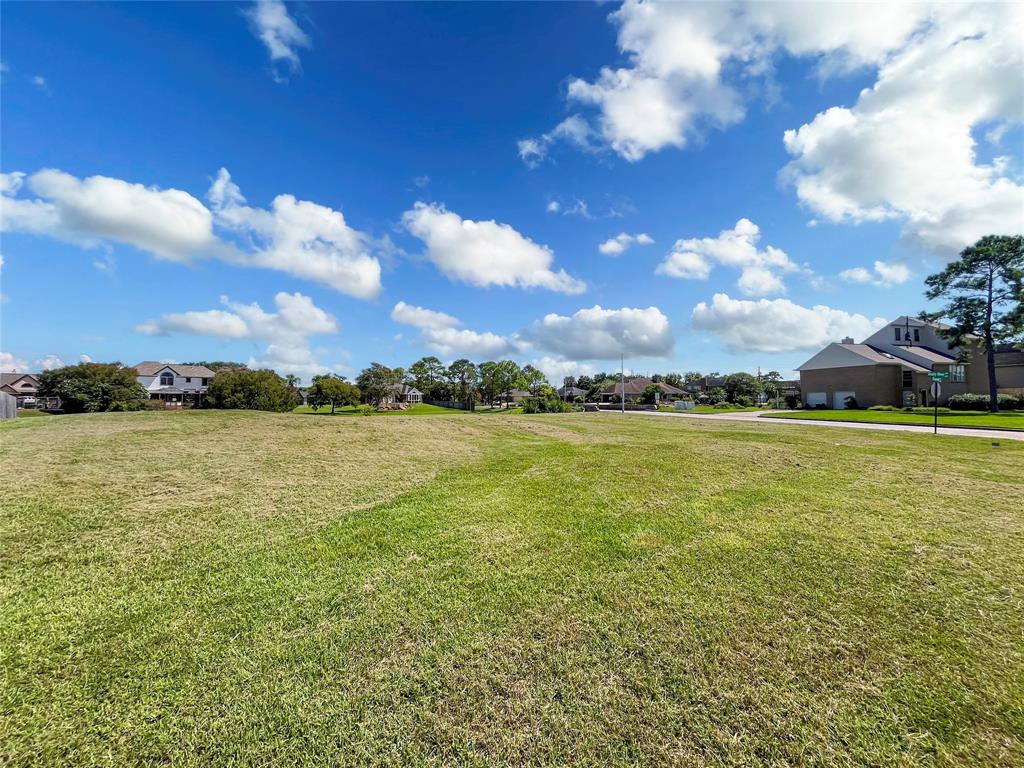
left=763, top=409, right=1024, bottom=430
left=2, top=411, right=1023, bottom=766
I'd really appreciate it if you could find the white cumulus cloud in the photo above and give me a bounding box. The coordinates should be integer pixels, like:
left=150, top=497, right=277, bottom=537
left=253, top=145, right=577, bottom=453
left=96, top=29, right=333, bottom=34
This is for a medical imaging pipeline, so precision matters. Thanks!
left=656, top=218, right=801, bottom=296
left=691, top=293, right=886, bottom=353
left=0, top=352, right=29, bottom=372
left=839, top=260, right=912, bottom=287
left=2, top=167, right=385, bottom=298
left=390, top=301, right=460, bottom=330
left=1, top=169, right=216, bottom=261
left=523, top=1, right=931, bottom=165
left=527, top=305, right=673, bottom=360
left=782, top=3, right=1024, bottom=253
left=598, top=232, right=654, bottom=256
left=402, top=201, right=585, bottom=294
left=135, top=291, right=338, bottom=381
left=209, top=168, right=382, bottom=299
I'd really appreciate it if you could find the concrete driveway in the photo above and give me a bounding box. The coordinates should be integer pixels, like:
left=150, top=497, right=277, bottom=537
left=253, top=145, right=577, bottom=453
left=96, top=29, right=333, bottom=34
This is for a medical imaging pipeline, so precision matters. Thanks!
left=611, top=409, right=1024, bottom=442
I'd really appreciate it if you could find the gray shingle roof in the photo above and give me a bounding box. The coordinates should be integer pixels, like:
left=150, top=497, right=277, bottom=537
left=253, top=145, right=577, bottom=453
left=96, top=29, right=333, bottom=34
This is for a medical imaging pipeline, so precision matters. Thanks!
left=135, top=361, right=216, bottom=378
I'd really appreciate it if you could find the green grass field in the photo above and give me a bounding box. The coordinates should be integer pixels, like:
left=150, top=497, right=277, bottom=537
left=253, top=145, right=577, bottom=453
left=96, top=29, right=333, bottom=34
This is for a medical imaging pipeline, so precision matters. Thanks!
left=14, top=409, right=49, bottom=418
left=3, top=410, right=1023, bottom=765
left=763, top=409, right=1024, bottom=430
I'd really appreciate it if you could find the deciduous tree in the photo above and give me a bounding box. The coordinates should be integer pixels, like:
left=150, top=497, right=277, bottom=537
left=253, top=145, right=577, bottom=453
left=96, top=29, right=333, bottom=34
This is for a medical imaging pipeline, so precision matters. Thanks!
left=38, top=362, right=148, bottom=413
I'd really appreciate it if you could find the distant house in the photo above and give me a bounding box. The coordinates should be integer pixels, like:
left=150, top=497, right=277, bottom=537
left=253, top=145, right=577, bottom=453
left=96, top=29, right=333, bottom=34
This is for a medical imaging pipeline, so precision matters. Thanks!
left=556, top=384, right=587, bottom=401
left=384, top=383, right=423, bottom=404
left=1, top=372, right=41, bottom=406
left=135, top=362, right=217, bottom=406
left=598, top=377, right=686, bottom=404
left=683, top=375, right=726, bottom=394
left=500, top=389, right=531, bottom=405
left=796, top=316, right=1024, bottom=409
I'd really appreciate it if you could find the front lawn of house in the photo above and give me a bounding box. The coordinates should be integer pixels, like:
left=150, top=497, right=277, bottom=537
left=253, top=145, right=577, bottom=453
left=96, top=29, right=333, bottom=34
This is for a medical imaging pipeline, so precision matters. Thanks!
left=762, top=408, right=1024, bottom=430
left=3, top=410, right=1022, bottom=765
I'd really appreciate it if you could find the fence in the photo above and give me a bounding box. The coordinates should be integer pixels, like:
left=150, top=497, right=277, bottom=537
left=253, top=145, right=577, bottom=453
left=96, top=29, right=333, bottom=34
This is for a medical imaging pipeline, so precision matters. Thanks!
left=424, top=399, right=474, bottom=411
left=0, top=392, right=16, bottom=420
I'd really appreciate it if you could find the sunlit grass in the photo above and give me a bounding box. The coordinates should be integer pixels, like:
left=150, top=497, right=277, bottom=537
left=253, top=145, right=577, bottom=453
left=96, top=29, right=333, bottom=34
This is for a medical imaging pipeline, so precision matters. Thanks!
left=3, top=410, right=1022, bottom=765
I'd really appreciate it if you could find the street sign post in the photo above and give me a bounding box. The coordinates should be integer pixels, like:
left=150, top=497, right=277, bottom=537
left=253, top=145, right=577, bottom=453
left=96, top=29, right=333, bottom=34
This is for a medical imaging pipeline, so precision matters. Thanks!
left=930, top=381, right=941, bottom=434
left=927, top=371, right=948, bottom=434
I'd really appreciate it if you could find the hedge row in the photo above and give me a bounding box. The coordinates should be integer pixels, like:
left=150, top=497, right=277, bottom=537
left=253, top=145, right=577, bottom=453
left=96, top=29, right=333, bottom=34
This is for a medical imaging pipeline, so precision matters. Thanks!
left=946, top=393, right=1024, bottom=410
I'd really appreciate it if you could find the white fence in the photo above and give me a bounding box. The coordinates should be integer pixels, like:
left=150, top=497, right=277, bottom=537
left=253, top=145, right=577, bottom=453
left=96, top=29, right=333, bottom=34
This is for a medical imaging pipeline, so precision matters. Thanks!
left=0, top=392, right=16, bottom=420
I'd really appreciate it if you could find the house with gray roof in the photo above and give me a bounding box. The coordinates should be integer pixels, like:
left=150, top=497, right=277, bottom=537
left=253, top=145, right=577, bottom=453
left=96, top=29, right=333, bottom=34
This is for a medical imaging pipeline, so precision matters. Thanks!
left=135, top=362, right=217, bottom=406
left=796, top=316, right=1023, bottom=408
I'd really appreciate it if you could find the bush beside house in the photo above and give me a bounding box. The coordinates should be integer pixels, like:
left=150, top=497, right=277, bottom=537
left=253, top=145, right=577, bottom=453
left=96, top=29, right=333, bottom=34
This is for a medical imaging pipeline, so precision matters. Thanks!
left=37, top=363, right=148, bottom=413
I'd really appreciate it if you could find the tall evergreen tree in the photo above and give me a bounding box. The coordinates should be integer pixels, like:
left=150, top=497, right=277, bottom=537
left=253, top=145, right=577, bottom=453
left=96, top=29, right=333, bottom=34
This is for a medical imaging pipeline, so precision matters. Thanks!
left=921, top=235, right=1023, bottom=412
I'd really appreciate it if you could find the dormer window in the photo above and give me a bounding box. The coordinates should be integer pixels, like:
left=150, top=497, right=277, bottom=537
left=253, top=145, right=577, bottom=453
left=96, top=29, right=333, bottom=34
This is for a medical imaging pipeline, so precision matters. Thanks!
left=160, top=372, right=174, bottom=386
left=913, top=329, right=920, bottom=342
left=894, top=327, right=901, bottom=341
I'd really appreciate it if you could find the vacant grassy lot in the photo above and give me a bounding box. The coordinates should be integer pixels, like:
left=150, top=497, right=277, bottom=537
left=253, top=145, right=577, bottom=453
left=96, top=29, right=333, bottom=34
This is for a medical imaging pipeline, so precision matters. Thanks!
left=763, top=409, right=1024, bottom=430
left=2, top=411, right=1022, bottom=766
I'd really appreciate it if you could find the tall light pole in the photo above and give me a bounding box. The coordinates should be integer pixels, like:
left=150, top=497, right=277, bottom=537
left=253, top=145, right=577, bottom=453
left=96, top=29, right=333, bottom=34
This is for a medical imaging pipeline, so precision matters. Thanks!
left=621, top=353, right=625, bottom=415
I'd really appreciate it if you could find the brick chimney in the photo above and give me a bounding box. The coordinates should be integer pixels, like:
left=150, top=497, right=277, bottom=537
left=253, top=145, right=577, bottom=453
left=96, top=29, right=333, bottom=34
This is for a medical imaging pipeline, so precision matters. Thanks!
left=840, top=336, right=854, bottom=344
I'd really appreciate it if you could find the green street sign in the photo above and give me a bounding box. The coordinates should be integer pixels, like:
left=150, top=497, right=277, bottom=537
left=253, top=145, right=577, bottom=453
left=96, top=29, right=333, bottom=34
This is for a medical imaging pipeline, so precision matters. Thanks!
left=929, top=371, right=950, bottom=381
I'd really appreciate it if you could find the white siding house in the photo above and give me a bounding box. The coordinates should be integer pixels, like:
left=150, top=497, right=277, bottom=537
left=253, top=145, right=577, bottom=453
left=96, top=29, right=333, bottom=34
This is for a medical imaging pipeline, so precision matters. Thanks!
left=135, top=362, right=217, bottom=406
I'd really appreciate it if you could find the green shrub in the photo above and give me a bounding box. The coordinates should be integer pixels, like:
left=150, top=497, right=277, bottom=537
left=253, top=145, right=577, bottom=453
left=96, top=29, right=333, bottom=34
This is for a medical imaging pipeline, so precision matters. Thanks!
left=867, top=405, right=895, bottom=411
left=948, top=393, right=1023, bottom=410
left=37, top=362, right=148, bottom=413
left=357, top=404, right=373, bottom=416
left=522, top=395, right=575, bottom=414
left=784, top=394, right=800, bottom=410
left=735, top=395, right=754, bottom=407
left=205, top=369, right=300, bottom=412
left=712, top=401, right=733, bottom=409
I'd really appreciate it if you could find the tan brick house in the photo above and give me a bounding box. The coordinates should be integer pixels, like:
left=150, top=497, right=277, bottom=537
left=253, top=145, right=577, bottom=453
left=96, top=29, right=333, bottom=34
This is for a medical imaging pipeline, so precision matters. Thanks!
left=796, top=316, right=1022, bottom=409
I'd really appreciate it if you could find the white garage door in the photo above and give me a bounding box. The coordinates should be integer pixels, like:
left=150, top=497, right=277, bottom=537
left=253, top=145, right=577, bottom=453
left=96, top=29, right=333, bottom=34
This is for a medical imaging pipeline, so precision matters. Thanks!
left=834, top=391, right=856, bottom=409
left=807, top=392, right=827, bottom=407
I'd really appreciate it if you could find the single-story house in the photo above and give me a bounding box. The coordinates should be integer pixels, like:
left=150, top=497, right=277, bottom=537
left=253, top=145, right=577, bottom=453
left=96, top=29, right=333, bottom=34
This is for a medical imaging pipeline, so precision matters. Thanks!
left=556, top=384, right=587, bottom=401
left=796, top=316, right=1024, bottom=408
left=384, top=383, right=423, bottom=404
left=598, top=377, right=686, bottom=404
left=135, top=362, right=217, bottom=406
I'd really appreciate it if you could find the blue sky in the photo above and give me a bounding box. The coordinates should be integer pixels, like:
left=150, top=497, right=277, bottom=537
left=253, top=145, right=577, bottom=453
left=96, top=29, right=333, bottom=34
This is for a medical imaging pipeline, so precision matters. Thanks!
left=2, top=1, right=1021, bottom=382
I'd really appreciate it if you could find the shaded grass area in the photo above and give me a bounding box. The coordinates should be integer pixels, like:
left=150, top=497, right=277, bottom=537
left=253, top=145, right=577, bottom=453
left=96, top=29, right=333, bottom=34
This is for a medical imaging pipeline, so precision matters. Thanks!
left=763, top=409, right=1024, bottom=430
left=294, top=404, right=524, bottom=417
left=2, top=411, right=1023, bottom=766
left=14, top=409, right=49, bottom=418
left=658, top=405, right=771, bottom=414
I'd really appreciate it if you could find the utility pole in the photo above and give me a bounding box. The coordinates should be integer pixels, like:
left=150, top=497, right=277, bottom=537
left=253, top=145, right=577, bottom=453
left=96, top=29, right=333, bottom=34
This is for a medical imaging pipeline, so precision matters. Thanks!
left=621, top=353, right=625, bottom=415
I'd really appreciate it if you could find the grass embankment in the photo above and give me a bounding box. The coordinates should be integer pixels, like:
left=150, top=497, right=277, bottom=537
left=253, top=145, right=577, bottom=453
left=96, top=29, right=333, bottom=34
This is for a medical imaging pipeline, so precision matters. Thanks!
left=763, top=408, right=1024, bottom=430
left=2, top=411, right=1023, bottom=765
left=658, top=405, right=768, bottom=414
left=14, top=409, right=48, bottom=418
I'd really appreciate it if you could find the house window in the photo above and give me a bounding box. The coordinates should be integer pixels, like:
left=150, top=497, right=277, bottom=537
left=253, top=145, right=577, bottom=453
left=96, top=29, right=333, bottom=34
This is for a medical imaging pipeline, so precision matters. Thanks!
left=913, top=329, right=920, bottom=342
left=949, top=365, right=965, bottom=383
left=894, top=327, right=901, bottom=341
left=202, top=378, right=209, bottom=386
left=902, top=370, right=914, bottom=388
left=185, top=377, right=192, bottom=383
left=160, top=372, right=174, bottom=386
